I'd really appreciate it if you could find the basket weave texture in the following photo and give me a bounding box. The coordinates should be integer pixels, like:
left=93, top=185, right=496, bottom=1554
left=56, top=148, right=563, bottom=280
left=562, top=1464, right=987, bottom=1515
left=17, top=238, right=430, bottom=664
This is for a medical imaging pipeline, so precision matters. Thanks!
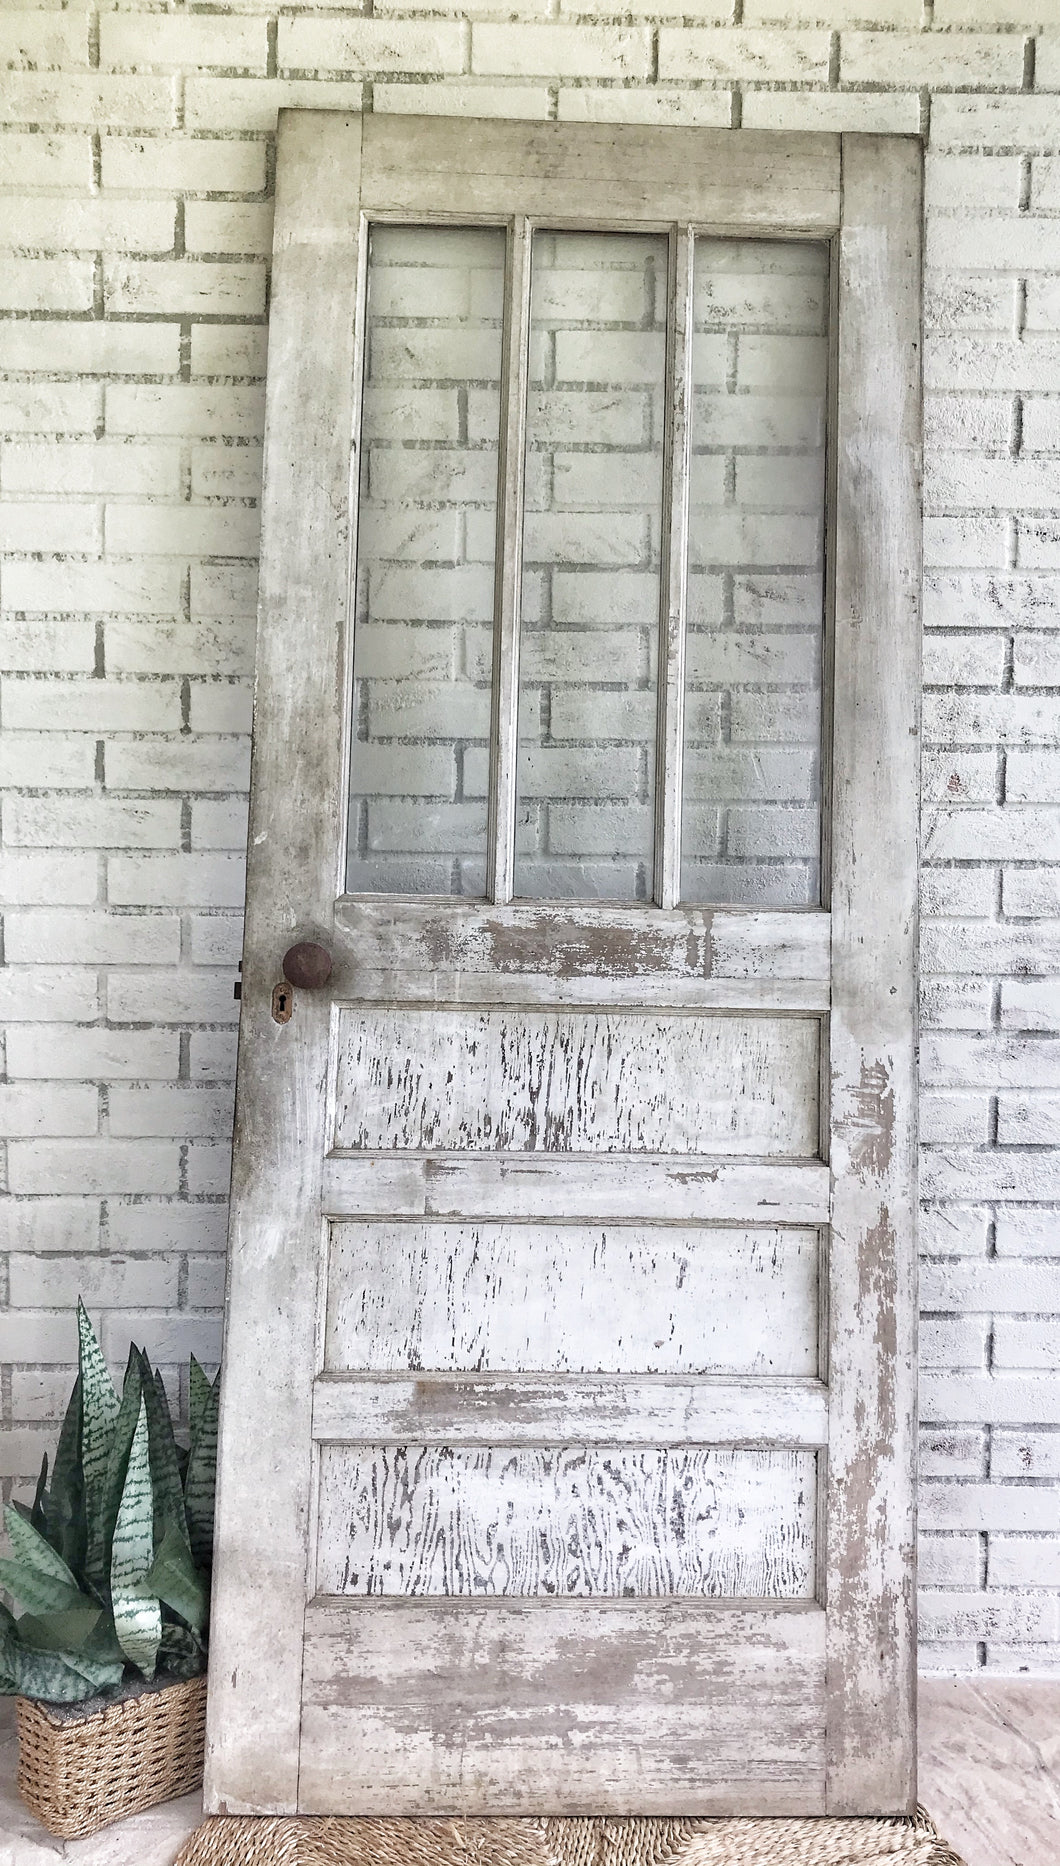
left=16, top=1672, right=207, bottom=1839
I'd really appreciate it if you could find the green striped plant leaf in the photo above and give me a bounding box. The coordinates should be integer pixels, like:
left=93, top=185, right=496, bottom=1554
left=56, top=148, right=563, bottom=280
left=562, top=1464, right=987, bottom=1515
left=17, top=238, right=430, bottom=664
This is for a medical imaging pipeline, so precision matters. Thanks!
left=0, top=1624, right=123, bottom=1703
left=141, top=1357, right=190, bottom=1553
left=183, top=1371, right=219, bottom=1570
left=17, top=1603, right=102, bottom=1654
left=109, top=1397, right=161, bottom=1677
left=76, top=1304, right=118, bottom=1568
left=189, top=1357, right=211, bottom=1444
left=48, top=1372, right=86, bottom=1579
left=29, top=1455, right=48, bottom=1532
left=89, top=1348, right=142, bottom=1597
left=1, top=1507, right=82, bottom=1614
left=145, top=1522, right=207, bottom=1633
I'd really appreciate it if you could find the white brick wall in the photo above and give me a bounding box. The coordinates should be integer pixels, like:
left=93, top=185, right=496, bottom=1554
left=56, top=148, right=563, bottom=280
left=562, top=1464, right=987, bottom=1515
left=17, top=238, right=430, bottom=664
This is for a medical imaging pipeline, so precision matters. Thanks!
left=1, top=0, right=1059, bottom=1674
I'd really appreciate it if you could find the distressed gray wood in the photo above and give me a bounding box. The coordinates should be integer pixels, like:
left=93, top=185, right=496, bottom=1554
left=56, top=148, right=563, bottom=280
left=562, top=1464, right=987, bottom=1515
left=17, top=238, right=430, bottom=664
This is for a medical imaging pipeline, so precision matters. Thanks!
left=325, top=1222, right=819, bottom=1374
left=213, top=112, right=919, bottom=1820
left=323, top=970, right=830, bottom=1012
left=360, top=117, right=841, bottom=232
left=321, top=1154, right=832, bottom=1223
left=316, top=1446, right=817, bottom=1598
left=299, top=1599, right=827, bottom=1814
left=332, top=1006, right=821, bottom=1156
left=203, top=111, right=363, bottom=1818
left=487, top=216, right=532, bottom=906
left=656, top=226, right=693, bottom=911
left=333, top=899, right=831, bottom=981
left=311, top=1375, right=830, bottom=1449
left=825, top=135, right=922, bottom=1816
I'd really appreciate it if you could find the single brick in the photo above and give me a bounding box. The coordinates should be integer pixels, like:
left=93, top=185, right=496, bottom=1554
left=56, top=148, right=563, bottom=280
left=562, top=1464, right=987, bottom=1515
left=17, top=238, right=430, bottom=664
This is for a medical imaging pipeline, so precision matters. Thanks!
left=1004, top=869, right=1060, bottom=917
left=375, top=82, right=550, bottom=119
left=281, top=17, right=465, bottom=76
left=1000, top=981, right=1060, bottom=1034
left=0, top=258, right=94, bottom=314
left=5, top=1026, right=178, bottom=1081
left=104, top=619, right=255, bottom=679
left=8, top=1254, right=179, bottom=1310
left=186, top=1141, right=233, bottom=1195
left=740, top=91, right=919, bottom=134
left=0, top=1084, right=98, bottom=1140
left=0, top=10, right=88, bottom=67
left=105, top=259, right=265, bottom=318
left=4, top=910, right=180, bottom=966
left=0, top=320, right=179, bottom=378
left=100, top=14, right=269, bottom=76
left=920, top=1427, right=987, bottom=1478
left=843, top=31, right=1024, bottom=88
left=107, top=968, right=239, bottom=1025
left=0, top=850, right=98, bottom=907
left=100, top=134, right=268, bottom=195
left=6, top=795, right=180, bottom=850
left=2, top=675, right=179, bottom=734
left=108, top=1083, right=235, bottom=1140
left=473, top=23, right=650, bottom=79
left=0, top=732, right=95, bottom=788
left=0, top=196, right=175, bottom=253
left=106, top=384, right=265, bottom=438
left=8, top=1139, right=180, bottom=1195
left=106, top=736, right=250, bottom=794
left=2, top=441, right=180, bottom=498
left=184, top=201, right=273, bottom=258
left=0, top=131, right=93, bottom=189
left=658, top=27, right=828, bottom=81
left=926, top=154, right=1023, bottom=212
left=105, top=501, right=260, bottom=557
left=108, top=850, right=248, bottom=908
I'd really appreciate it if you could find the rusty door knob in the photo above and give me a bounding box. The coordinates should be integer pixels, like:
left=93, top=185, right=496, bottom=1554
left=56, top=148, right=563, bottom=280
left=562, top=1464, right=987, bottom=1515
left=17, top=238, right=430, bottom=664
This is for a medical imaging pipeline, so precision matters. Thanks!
left=282, top=942, right=333, bottom=989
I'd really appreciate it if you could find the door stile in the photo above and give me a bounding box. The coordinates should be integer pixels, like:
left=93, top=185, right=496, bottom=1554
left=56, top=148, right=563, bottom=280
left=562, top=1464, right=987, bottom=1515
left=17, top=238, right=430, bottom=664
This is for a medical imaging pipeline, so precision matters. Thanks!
left=204, top=109, right=365, bottom=1816
left=655, top=224, right=693, bottom=911
left=487, top=215, right=533, bottom=905
left=824, top=134, right=921, bottom=1815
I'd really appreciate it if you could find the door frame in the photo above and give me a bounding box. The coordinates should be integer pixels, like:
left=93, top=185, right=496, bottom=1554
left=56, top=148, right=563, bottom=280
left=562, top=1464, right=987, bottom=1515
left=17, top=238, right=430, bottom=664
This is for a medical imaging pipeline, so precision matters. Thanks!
left=204, top=115, right=921, bottom=1818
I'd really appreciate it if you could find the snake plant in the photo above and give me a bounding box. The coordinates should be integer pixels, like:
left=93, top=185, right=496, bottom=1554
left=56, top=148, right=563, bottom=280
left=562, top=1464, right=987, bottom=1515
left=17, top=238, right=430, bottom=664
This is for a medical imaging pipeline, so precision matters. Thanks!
left=0, top=1303, right=220, bottom=1703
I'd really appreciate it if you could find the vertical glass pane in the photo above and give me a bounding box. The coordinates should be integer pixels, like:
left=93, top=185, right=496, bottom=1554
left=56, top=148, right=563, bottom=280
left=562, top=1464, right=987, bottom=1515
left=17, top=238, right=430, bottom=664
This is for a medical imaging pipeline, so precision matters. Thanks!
left=515, top=231, right=666, bottom=902
left=681, top=238, right=829, bottom=907
left=347, top=226, right=505, bottom=896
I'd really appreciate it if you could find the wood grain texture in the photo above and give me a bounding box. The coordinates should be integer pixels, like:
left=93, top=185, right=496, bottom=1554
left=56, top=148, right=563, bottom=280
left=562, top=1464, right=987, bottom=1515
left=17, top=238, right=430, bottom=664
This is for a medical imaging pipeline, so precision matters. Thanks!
left=324, top=1222, right=819, bottom=1374
left=311, top=1375, right=830, bottom=1449
left=298, top=1599, right=827, bottom=1813
left=332, top=899, right=831, bottom=982
left=359, top=116, right=841, bottom=232
left=204, top=109, right=363, bottom=1819
left=332, top=1006, right=821, bottom=1156
left=825, top=135, right=922, bottom=1816
left=316, top=1446, right=817, bottom=1599
left=321, top=1154, right=832, bottom=1223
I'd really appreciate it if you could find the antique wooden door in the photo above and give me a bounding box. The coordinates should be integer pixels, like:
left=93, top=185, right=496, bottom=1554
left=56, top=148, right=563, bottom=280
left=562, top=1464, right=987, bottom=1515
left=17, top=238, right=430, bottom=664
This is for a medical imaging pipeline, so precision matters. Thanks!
left=206, top=116, right=921, bottom=1818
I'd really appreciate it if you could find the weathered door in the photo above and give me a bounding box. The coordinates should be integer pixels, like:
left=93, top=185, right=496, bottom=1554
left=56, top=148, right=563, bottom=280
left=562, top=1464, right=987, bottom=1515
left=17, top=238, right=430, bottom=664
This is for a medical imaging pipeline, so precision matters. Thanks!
left=206, top=116, right=921, bottom=1818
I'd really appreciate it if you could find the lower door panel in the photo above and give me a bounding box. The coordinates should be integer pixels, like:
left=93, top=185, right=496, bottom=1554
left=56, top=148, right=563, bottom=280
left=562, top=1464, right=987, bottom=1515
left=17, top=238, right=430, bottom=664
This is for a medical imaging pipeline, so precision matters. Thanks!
left=297, top=1600, right=827, bottom=1814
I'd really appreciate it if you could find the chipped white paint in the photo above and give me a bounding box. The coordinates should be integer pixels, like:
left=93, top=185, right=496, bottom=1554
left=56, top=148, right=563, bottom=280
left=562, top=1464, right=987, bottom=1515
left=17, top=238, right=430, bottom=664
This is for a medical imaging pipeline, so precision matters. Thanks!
left=316, top=1445, right=818, bottom=1598
left=324, top=1222, right=820, bottom=1374
left=332, top=1006, right=820, bottom=1156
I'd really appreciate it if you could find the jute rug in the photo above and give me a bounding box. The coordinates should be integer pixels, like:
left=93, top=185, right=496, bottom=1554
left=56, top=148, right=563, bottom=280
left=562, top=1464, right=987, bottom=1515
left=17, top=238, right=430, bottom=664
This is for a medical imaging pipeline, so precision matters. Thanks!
left=174, top=1809, right=967, bottom=1866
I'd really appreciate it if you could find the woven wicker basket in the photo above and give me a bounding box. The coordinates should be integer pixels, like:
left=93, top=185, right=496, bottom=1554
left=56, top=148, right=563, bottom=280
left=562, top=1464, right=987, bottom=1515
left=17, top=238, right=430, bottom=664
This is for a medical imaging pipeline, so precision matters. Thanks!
left=16, top=1672, right=207, bottom=1839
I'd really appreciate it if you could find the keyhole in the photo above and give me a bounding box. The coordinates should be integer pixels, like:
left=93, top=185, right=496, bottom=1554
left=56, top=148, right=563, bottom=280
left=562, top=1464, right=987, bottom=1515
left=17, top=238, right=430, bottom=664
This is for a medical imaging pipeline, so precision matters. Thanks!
left=271, top=982, right=293, bottom=1024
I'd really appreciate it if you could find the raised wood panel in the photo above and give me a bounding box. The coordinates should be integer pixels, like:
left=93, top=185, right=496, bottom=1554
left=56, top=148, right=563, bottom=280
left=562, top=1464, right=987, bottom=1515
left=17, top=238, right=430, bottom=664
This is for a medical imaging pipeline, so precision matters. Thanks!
left=332, top=1007, right=821, bottom=1156
left=325, top=1222, right=819, bottom=1375
left=321, top=1155, right=832, bottom=1224
left=333, top=900, right=831, bottom=983
left=359, top=117, right=842, bottom=233
left=311, top=1375, right=829, bottom=1449
left=298, top=1599, right=827, bottom=1814
left=316, top=1446, right=817, bottom=1599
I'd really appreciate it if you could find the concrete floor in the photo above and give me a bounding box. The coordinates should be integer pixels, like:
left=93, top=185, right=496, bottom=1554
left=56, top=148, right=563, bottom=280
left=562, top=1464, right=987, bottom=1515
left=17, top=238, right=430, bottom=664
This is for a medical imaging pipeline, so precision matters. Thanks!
left=2, top=1681, right=1057, bottom=1866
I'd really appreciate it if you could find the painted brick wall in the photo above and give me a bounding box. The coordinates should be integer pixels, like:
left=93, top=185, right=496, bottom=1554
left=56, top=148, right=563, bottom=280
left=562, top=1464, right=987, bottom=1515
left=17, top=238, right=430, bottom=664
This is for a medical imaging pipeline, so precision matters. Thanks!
left=1, top=0, right=1058, bottom=1675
